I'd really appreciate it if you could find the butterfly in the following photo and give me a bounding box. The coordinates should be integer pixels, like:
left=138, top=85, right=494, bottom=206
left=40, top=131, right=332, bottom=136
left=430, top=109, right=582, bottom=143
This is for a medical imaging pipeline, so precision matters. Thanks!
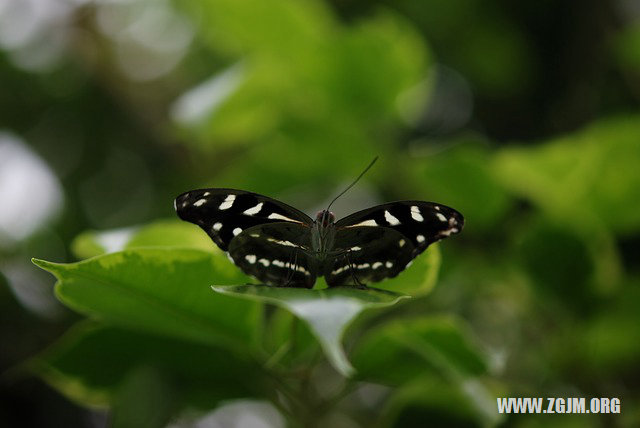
left=174, top=187, right=464, bottom=289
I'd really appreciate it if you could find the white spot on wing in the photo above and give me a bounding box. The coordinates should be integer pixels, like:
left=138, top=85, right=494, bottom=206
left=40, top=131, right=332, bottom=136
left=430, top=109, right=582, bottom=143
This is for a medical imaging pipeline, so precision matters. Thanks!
left=398, top=239, right=405, bottom=247
left=385, top=261, right=393, bottom=268
left=384, top=210, right=400, bottom=226
left=436, top=212, right=447, bottom=222
left=233, top=227, right=242, bottom=236
left=243, top=202, right=264, bottom=216
left=203, top=192, right=210, bottom=196
left=245, top=254, right=256, bottom=264
left=267, top=212, right=297, bottom=222
left=372, top=262, right=383, bottom=269
left=434, top=205, right=440, bottom=211
left=194, top=198, right=207, bottom=207
left=350, top=246, right=362, bottom=251
left=226, top=252, right=234, bottom=263
left=212, top=222, right=223, bottom=231
left=258, top=258, right=270, bottom=267
left=405, top=261, right=413, bottom=268
left=357, top=263, right=370, bottom=269
left=266, top=238, right=301, bottom=248
left=410, top=206, right=423, bottom=222
left=349, top=219, right=377, bottom=227
left=272, top=260, right=285, bottom=267
left=416, top=234, right=425, bottom=243
left=219, top=194, right=236, bottom=210
left=439, top=228, right=459, bottom=237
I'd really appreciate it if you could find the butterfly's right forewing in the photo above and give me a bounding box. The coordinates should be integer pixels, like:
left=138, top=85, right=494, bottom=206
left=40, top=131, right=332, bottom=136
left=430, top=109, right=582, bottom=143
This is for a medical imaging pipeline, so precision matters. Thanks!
left=175, top=189, right=313, bottom=251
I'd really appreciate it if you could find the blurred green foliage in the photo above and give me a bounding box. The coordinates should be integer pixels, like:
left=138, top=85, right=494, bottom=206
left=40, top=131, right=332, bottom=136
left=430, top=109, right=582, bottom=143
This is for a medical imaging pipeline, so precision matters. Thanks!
left=2, top=0, right=640, bottom=427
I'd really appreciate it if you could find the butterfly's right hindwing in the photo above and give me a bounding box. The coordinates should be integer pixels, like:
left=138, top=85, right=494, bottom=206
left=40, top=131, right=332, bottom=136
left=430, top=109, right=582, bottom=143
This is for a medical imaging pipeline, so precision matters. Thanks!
left=175, top=189, right=313, bottom=251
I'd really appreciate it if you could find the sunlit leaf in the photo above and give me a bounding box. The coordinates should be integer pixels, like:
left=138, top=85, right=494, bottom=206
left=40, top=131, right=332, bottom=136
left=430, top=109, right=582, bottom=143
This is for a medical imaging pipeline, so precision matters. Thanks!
left=491, top=116, right=640, bottom=293
left=212, top=284, right=409, bottom=377
left=175, top=0, right=430, bottom=193
left=33, top=248, right=259, bottom=351
left=71, top=220, right=217, bottom=259
left=492, top=115, right=640, bottom=234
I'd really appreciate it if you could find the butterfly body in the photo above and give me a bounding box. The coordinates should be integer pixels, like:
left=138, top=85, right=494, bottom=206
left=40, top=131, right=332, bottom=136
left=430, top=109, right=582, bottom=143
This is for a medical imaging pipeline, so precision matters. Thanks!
left=175, top=189, right=463, bottom=289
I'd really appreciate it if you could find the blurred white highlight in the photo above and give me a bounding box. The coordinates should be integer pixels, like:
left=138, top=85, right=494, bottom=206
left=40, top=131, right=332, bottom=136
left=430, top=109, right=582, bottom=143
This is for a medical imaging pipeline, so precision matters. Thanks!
left=168, top=400, right=284, bottom=428
left=94, top=227, right=138, bottom=253
left=171, top=62, right=246, bottom=126
left=0, top=132, right=63, bottom=247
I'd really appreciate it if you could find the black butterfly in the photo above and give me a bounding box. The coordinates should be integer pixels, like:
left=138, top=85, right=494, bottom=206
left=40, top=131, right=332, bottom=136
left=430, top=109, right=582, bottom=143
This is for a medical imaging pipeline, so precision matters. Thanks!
left=175, top=188, right=463, bottom=289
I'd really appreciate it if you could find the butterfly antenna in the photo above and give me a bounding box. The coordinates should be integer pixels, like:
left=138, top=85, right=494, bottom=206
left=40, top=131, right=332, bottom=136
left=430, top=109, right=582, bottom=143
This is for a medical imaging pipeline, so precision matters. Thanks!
left=326, top=156, right=378, bottom=211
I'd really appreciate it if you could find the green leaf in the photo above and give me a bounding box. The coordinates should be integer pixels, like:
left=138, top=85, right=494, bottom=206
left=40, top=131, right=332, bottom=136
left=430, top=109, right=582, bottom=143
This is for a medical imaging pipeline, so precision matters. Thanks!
left=174, top=0, right=430, bottom=192
left=492, top=115, right=640, bottom=234
left=351, top=316, right=489, bottom=385
left=212, top=285, right=409, bottom=377
left=378, top=374, right=500, bottom=428
left=31, top=322, right=266, bottom=409
left=491, top=116, right=640, bottom=292
left=111, top=366, right=177, bottom=428
left=71, top=220, right=216, bottom=259
left=33, top=248, right=260, bottom=352
left=352, top=317, right=498, bottom=426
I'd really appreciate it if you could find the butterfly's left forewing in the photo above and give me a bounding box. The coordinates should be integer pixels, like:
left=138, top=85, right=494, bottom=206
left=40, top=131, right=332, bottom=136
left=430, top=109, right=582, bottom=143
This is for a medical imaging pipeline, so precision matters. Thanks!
left=175, top=188, right=313, bottom=251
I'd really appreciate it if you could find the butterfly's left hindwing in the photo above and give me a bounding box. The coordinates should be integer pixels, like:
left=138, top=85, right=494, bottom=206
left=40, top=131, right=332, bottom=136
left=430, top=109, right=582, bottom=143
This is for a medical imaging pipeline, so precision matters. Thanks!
left=228, top=223, right=317, bottom=288
left=175, top=189, right=312, bottom=251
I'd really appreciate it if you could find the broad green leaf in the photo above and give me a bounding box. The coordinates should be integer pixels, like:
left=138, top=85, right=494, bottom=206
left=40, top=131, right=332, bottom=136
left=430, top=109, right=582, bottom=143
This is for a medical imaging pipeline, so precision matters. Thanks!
left=33, top=248, right=259, bottom=352
left=212, top=285, right=409, bottom=377
left=351, top=316, right=488, bottom=385
left=71, top=220, right=216, bottom=259
left=31, top=322, right=265, bottom=409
